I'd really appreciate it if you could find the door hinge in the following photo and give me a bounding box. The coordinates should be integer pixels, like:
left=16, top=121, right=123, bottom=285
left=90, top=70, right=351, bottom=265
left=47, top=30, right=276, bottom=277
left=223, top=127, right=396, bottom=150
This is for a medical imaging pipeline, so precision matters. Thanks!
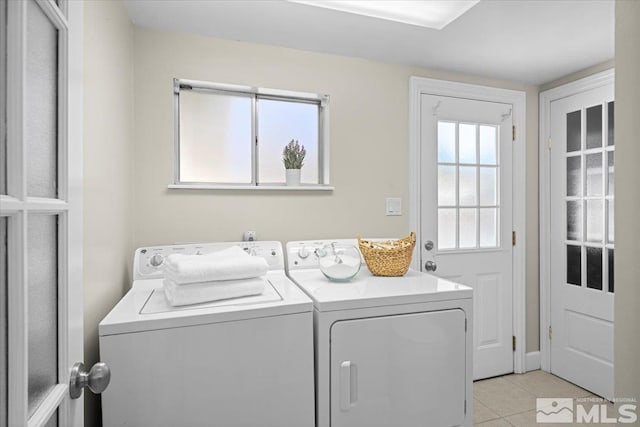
left=512, top=126, right=516, bottom=141
left=512, top=231, right=516, bottom=246
left=548, top=325, right=552, bottom=340
left=512, top=335, right=516, bottom=352
left=547, top=137, right=552, bottom=150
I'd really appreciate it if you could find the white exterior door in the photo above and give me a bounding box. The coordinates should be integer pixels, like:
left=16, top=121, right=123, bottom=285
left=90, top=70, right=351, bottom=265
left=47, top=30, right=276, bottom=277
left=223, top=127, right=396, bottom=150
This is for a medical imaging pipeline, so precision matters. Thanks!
left=420, top=94, right=513, bottom=380
left=549, top=84, right=614, bottom=400
left=1, top=1, right=84, bottom=426
left=330, top=310, right=466, bottom=427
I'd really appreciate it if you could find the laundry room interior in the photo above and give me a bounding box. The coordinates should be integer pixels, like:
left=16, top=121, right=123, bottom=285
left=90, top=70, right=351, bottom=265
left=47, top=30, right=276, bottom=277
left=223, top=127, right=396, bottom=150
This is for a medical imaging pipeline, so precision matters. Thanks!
left=2, top=0, right=640, bottom=426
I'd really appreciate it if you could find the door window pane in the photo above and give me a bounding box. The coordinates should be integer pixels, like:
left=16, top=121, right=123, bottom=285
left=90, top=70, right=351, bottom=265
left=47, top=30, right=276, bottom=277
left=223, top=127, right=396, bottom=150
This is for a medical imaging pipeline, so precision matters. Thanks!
left=0, top=217, right=6, bottom=425
left=179, top=90, right=252, bottom=183
left=479, top=125, right=497, bottom=165
left=459, top=208, right=477, bottom=249
left=437, top=165, right=456, bottom=206
left=567, top=201, right=581, bottom=241
left=26, top=0, right=58, bottom=198
left=458, top=124, right=477, bottom=164
left=586, top=247, right=603, bottom=290
left=567, top=245, right=581, bottom=286
left=479, top=208, right=497, bottom=248
left=608, top=249, right=614, bottom=293
left=479, top=167, right=497, bottom=206
left=607, top=200, right=614, bottom=244
left=567, top=156, right=581, bottom=197
left=607, top=151, right=614, bottom=196
left=0, top=0, right=6, bottom=195
left=566, top=110, right=581, bottom=152
left=586, top=153, right=603, bottom=197
left=437, top=121, right=456, bottom=163
left=459, top=166, right=477, bottom=206
left=438, top=209, right=456, bottom=250
left=586, top=104, right=602, bottom=149
left=607, top=102, right=614, bottom=146
left=28, top=215, right=58, bottom=416
left=258, top=98, right=318, bottom=184
left=586, top=200, right=603, bottom=243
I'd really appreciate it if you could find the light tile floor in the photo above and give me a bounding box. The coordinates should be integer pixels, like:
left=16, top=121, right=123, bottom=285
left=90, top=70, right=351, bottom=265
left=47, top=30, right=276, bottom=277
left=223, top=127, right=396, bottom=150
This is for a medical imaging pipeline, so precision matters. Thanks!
left=473, top=370, right=614, bottom=426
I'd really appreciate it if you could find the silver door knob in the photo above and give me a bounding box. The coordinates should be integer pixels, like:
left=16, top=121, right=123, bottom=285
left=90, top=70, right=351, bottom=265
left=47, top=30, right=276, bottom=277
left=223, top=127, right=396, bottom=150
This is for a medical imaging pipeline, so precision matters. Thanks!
left=425, top=261, right=437, bottom=272
left=424, top=240, right=434, bottom=251
left=69, top=362, right=111, bottom=399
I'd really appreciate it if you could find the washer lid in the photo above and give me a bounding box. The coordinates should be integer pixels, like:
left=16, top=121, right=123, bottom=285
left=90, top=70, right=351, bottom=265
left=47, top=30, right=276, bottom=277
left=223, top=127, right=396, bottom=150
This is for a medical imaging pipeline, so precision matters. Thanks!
left=99, top=272, right=313, bottom=336
left=287, top=269, right=472, bottom=312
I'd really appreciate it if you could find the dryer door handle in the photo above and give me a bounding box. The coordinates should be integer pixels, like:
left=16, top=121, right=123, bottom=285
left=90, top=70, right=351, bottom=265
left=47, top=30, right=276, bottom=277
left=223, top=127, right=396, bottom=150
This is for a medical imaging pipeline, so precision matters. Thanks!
left=340, top=361, right=358, bottom=411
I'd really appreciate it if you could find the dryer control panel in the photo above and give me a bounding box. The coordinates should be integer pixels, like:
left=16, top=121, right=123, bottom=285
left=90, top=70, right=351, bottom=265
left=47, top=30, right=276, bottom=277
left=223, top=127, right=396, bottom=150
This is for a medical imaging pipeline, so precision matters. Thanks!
left=134, top=241, right=284, bottom=280
left=286, top=239, right=364, bottom=271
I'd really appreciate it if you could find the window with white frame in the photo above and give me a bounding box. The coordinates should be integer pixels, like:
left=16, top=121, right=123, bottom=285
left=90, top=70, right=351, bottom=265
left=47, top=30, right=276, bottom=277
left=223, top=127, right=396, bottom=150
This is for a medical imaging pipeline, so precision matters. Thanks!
left=173, top=79, right=330, bottom=188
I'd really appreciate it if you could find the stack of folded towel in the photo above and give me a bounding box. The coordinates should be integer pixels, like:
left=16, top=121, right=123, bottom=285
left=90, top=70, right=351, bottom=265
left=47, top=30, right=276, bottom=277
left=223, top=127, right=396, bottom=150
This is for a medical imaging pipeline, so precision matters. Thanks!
left=163, top=246, right=269, bottom=306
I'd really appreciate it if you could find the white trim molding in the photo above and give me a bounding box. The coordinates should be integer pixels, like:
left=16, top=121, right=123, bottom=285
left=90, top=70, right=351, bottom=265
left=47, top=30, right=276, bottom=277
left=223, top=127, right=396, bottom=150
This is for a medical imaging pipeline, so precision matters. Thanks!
left=538, top=68, right=614, bottom=373
left=408, top=76, right=527, bottom=374
left=526, top=351, right=542, bottom=372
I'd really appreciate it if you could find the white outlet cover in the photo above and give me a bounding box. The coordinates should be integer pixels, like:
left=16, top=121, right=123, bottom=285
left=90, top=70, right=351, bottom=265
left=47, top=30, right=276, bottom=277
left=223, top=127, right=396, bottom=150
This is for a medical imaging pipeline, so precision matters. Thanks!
left=386, top=198, right=402, bottom=216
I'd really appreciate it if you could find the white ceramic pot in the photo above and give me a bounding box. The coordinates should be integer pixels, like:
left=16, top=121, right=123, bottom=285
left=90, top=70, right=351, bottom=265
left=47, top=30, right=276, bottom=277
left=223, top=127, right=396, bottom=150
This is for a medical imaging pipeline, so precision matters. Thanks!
left=285, top=169, right=301, bottom=186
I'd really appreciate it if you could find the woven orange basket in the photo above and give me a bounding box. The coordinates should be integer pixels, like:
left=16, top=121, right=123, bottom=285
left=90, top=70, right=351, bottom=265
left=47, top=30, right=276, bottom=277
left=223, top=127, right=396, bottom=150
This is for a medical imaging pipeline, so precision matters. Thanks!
left=357, top=232, right=416, bottom=277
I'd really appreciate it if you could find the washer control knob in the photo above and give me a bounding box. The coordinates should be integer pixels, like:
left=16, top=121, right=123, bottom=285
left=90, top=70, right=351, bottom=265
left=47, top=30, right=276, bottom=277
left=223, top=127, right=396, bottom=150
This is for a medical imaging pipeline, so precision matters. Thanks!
left=298, top=246, right=309, bottom=259
left=149, top=254, right=164, bottom=267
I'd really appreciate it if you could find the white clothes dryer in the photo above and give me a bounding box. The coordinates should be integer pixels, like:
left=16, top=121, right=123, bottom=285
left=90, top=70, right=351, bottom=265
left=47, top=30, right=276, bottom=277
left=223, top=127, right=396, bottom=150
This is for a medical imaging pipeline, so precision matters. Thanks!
left=286, top=239, right=474, bottom=427
left=99, top=241, right=315, bottom=427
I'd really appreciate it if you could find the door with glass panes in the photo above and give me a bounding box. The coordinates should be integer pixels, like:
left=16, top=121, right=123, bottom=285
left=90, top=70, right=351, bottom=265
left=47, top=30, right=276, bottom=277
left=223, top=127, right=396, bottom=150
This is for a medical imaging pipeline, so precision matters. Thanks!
left=549, top=84, right=614, bottom=400
left=1, top=1, right=85, bottom=426
left=420, top=94, right=513, bottom=380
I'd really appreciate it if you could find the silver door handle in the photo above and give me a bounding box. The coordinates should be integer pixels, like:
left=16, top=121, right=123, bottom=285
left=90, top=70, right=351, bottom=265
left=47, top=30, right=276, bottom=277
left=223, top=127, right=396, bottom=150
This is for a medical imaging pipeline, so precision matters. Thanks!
left=69, top=362, right=111, bottom=399
left=424, top=240, right=434, bottom=251
left=425, top=261, right=437, bottom=272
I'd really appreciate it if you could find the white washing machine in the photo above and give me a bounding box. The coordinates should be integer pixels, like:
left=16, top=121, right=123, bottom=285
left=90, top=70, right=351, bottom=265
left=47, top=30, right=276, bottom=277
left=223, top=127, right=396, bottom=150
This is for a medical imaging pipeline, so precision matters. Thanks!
left=99, top=241, right=315, bottom=427
left=286, top=239, right=474, bottom=427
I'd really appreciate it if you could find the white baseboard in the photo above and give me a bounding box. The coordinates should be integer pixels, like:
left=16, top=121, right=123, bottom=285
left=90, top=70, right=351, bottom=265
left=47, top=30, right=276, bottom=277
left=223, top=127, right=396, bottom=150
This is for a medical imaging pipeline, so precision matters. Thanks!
left=525, top=351, right=541, bottom=371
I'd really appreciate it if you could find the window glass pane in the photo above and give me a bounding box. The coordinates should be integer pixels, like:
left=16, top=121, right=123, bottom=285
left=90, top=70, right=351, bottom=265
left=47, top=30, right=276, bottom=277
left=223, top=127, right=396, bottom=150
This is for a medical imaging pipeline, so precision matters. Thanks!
left=608, top=249, right=614, bottom=293
left=586, top=104, right=602, bottom=149
left=567, top=156, right=581, bottom=197
left=179, top=90, right=252, bottom=183
left=586, top=200, right=603, bottom=243
left=567, top=201, right=581, bottom=241
left=26, top=0, right=58, bottom=198
left=607, top=200, right=614, bottom=244
left=566, top=110, right=581, bottom=152
left=438, top=208, right=456, bottom=250
left=44, top=410, right=58, bottom=427
left=586, top=247, right=603, bottom=290
left=459, top=166, right=477, bottom=206
left=479, top=208, right=497, bottom=248
left=28, top=215, right=58, bottom=417
left=437, top=165, right=456, bottom=206
left=459, top=124, right=477, bottom=164
left=0, top=0, right=6, bottom=195
left=258, top=98, right=318, bottom=184
left=567, top=245, right=581, bottom=286
left=459, top=208, right=477, bottom=249
left=437, top=121, right=456, bottom=163
left=586, top=153, right=603, bottom=197
left=607, top=151, right=614, bottom=196
left=0, top=217, right=6, bottom=425
left=479, top=125, right=497, bottom=165
left=607, top=101, right=614, bottom=146
left=479, top=167, right=497, bottom=206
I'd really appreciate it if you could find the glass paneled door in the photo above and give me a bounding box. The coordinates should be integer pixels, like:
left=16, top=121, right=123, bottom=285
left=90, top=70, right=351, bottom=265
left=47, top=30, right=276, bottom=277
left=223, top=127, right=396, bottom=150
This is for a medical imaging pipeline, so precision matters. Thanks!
left=549, top=82, right=614, bottom=400
left=420, top=94, right=514, bottom=380
left=0, top=0, right=83, bottom=426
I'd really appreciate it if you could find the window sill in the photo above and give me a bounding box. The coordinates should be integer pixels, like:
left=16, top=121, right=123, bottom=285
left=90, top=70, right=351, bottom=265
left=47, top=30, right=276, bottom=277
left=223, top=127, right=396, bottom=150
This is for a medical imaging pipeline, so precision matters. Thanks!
left=168, top=184, right=334, bottom=191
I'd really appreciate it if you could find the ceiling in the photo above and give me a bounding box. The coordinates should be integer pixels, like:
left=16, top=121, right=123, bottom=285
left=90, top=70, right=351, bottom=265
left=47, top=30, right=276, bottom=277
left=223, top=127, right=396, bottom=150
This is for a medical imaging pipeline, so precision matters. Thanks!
left=123, top=0, right=614, bottom=85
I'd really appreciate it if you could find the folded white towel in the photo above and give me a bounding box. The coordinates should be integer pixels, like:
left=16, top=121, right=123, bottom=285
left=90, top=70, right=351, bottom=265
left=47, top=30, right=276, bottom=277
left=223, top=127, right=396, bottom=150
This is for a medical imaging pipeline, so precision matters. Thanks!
left=164, top=247, right=268, bottom=284
left=163, top=277, right=266, bottom=307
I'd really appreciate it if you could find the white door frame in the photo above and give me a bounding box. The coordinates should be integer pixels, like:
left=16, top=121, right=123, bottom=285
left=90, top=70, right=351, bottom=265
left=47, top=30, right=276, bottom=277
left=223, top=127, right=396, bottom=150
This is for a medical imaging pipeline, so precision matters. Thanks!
left=408, top=76, right=527, bottom=374
left=538, top=68, right=614, bottom=372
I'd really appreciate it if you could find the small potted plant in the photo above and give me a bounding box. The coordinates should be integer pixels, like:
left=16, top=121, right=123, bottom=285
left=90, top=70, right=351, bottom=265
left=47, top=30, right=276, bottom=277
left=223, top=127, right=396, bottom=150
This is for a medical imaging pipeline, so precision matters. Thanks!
left=282, top=139, right=306, bottom=186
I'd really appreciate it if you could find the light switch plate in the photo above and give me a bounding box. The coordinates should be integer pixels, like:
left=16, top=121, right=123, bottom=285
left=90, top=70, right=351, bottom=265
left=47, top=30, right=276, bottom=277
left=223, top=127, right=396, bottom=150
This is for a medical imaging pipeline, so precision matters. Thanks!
left=386, top=198, right=402, bottom=216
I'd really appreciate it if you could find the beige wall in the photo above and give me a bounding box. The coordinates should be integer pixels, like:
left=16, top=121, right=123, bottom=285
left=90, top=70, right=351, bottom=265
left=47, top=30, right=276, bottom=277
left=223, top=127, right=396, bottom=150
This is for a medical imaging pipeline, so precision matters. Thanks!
left=615, top=0, right=640, bottom=407
left=83, top=1, right=134, bottom=426
left=132, top=27, right=541, bottom=352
